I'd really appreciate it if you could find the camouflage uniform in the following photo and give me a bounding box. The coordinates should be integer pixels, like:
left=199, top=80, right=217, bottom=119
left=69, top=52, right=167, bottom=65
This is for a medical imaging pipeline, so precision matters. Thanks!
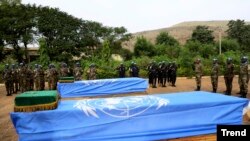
left=33, top=64, right=40, bottom=91
left=211, top=59, right=219, bottom=93
left=11, top=64, right=19, bottom=93
left=116, top=63, right=126, bottom=78
left=2, top=64, right=12, bottom=96
left=87, top=64, right=97, bottom=80
left=19, top=63, right=27, bottom=93
left=194, top=59, right=202, bottom=91
left=46, top=65, right=52, bottom=90
left=74, top=63, right=83, bottom=81
left=238, top=56, right=249, bottom=98
left=224, top=58, right=234, bottom=95
left=49, top=64, right=58, bottom=90
left=157, top=62, right=163, bottom=86
left=26, top=66, right=33, bottom=91
left=38, top=65, right=45, bottom=90
left=60, top=63, right=70, bottom=77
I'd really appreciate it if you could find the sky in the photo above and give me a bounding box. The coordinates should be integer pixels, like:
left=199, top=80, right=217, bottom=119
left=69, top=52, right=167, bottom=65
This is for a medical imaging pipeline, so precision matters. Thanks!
left=22, top=0, right=250, bottom=33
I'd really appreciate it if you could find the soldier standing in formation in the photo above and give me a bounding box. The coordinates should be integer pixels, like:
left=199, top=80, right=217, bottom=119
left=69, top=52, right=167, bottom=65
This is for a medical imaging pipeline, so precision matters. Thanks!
left=170, top=62, right=177, bottom=87
left=211, top=58, right=219, bottom=93
left=238, top=56, right=249, bottom=98
left=224, top=58, right=234, bottom=95
left=157, top=62, right=163, bottom=86
left=11, top=64, right=19, bottom=93
left=193, top=58, right=202, bottom=91
left=74, top=62, right=83, bottom=81
left=38, top=65, right=45, bottom=90
left=50, top=64, right=59, bottom=90
left=161, top=61, right=168, bottom=87
left=129, top=62, right=139, bottom=77
left=19, top=63, right=27, bottom=92
left=148, top=61, right=158, bottom=88
left=60, top=63, right=70, bottom=77
left=87, top=64, right=97, bottom=80
left=2, top=64, right=12, bottom=96
left=116, top=63, right=126, bottom=78
left=33, top=64, right=40, bottom=90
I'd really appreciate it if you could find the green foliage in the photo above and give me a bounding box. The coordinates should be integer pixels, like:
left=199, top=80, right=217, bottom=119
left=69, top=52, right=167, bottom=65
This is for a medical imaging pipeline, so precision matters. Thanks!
left=190, top=25, right=214, bottom=44
left=101, top=40, right=111, bottom=62
left=220, top=38, right=240, bottom=52
left=134, top=36, right=155, bottom=57
left=38, top=38, right=50, bottom=67
left=156, top=32, right=179, bottom=46
left=227, top=20, right=250, bottom=52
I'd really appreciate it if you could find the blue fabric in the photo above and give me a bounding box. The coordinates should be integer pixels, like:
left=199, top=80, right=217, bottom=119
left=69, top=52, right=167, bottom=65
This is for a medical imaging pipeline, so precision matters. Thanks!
left=57, top=78, right=148, bottom=98
left=10, top=91, right=249, bottom=141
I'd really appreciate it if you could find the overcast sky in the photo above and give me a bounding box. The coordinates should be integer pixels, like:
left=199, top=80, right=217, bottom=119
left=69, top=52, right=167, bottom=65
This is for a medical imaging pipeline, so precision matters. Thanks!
left=22, top=0, right=250, bottom=33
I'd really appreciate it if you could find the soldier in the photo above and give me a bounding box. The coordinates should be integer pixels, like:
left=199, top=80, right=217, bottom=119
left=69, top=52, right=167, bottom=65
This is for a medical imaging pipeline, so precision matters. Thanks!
left=161, top=61, right=168, bottom=87
left=116, top=63, right=126, bottom=78
left=19, top=63, right=27, bottom=92
left=46, top=64, right=53, bottom=90
left=26, top=65, right=33, bottom=91
left=148, top=61, right=158, bottom=88
left=193, top=58, right=202, bottom=91
left=2, top=64, right=12, bottom=96
left=60, top=63, right=70, bottom=77
left=129, top=62, right=139, bottom=77
left=224, top=57, right=234, bottom=95
left=74, top=62, right=83, bottom=81
left=170, top=62, right=178, bottom=87
left=87, top=64, right=97, bottom=80
left=211, top=58, right=219, bottom=93
left=157, top=62, right=163, bottom=86
left=38, top=65, right=45, bottom=90
left=50, top=64, right=59, bottom=90
left=238, top=56, right=249, bottom=98
left=11, top=64, right=19, bottom=93
left=33, top=64, right=40, bottom=91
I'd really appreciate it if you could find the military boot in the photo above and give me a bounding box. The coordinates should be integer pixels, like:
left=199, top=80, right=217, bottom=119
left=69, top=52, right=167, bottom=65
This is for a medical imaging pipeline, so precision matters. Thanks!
left=212, top=88, right=216, bottom=93
left=195, top=86, right=200, bottom=91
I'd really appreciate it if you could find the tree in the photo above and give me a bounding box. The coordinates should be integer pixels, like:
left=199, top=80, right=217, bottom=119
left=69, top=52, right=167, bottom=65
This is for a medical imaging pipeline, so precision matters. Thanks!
left=38, top=38, right=50, bottom=67
left=220, top=38, right=240, bottom=52
left=156, top=32, right=179, bottom=46
left=101, top=40, right=111, bottom=62
left=227, top=20, right=250, bottom=52
left=190, top=25, right=214, bottom=44
left=134, top=36, right=155, bottom=57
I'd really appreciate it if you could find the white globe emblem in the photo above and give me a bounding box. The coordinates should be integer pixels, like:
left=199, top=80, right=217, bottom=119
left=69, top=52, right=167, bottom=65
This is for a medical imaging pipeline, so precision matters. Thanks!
left=74, top=96, right=170, bottom=118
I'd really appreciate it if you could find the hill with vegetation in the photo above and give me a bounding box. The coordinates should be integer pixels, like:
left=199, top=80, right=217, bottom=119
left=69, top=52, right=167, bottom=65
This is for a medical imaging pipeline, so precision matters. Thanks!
left=123, top=20, right=249, bottom=51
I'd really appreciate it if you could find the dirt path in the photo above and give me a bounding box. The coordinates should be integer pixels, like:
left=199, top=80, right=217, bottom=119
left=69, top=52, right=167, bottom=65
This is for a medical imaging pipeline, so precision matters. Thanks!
left=0, top=76, right=248, bottom=141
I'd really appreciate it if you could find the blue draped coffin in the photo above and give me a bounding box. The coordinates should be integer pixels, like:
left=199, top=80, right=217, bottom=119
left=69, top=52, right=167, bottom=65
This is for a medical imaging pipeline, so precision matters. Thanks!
left=57, top=78, right=148, bottom=98
left=10, top=91, right=248, bottom=141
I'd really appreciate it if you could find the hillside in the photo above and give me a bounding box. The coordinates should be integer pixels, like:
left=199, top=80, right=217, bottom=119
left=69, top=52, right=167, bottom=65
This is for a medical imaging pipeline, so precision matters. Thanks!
left=122, top=20, right=249, bottom=51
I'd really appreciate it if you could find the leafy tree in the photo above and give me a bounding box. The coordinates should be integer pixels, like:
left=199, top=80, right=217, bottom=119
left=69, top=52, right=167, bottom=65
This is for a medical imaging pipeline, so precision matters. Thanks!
left=101, top=40, right=111, bottom=62
left=134, top=36, right=155, bottom=57
left=156, top=32, right=179, bottom=46
left=38, top=38, right=50, bottom=67
left=227, top=20, right=250, bottom=52
left=190, top=25, right=214, bottom=44
left=220, top=38, right=240, bottom=52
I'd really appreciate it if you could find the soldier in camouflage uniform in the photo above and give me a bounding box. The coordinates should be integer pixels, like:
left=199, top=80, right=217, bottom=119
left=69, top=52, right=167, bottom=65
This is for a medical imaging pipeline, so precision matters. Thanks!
left=33, top=64, right=40, bottom=91
left=211, top=58, right=219, bottom=93
left=26, top=65, right=33, bottom=91
left=161, top=61, right=168, bottom=87
left=38, top=65, right=45, bottom=90
left=51, top=64, right=58, bottom=90
left=193, top=58, right=202, bottom=91
left=238, top=56, right=249, bottom=98
left=224, top=57, right=234, bottom=95
left=46, top=64, right=53, bottom=90
left=60, top=63, right=70, bottom=77
left=2, top=64, right=12, bottom=96
left=87, top=64, right=97, bottom=80
left=19, top=63, right=27, bottom=92
left=157, top=62, right=163, bottom=86
left=11, top=64, right=19, bottom=93
left=74, top=62, right=83, bottom=81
